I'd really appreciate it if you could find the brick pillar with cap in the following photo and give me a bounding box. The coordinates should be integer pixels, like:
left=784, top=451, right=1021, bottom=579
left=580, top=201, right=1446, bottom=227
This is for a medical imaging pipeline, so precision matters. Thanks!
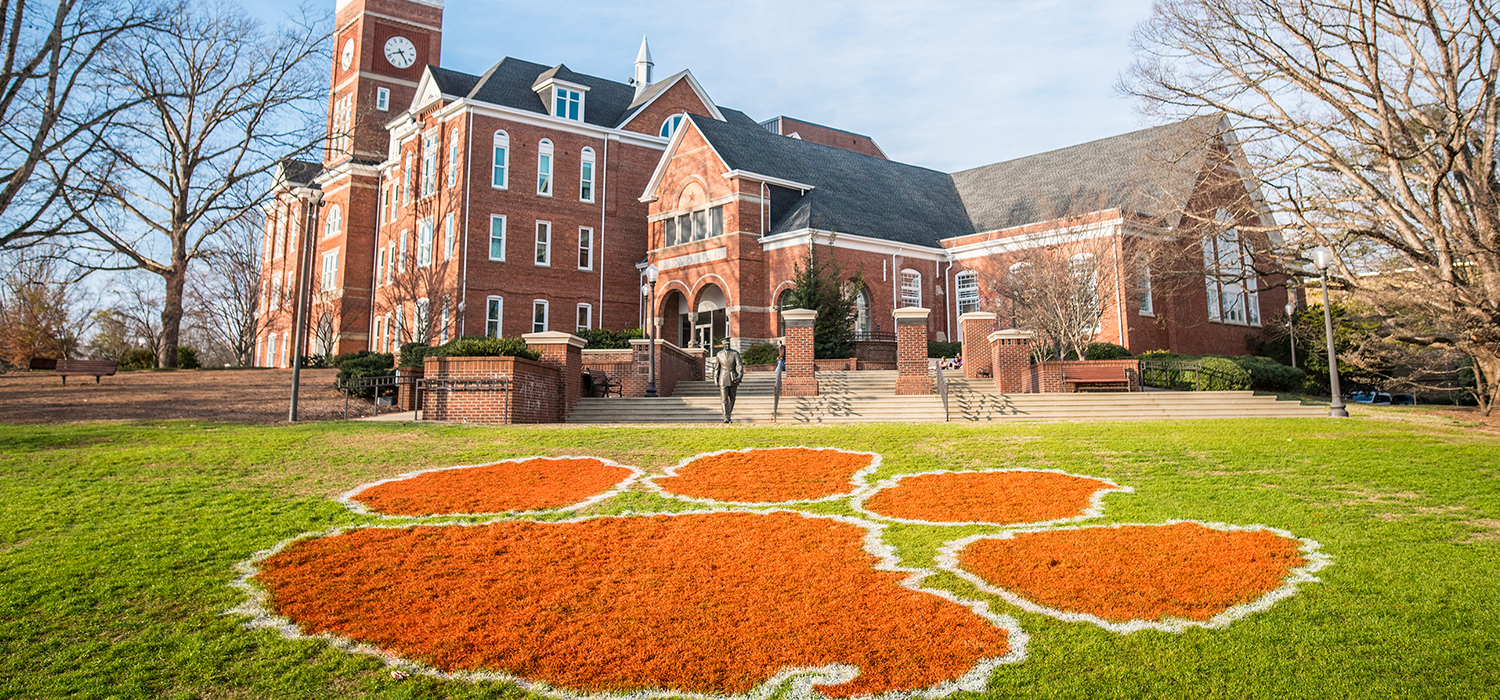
left=894, top=307, right=932, bottom=395
left=781, top=308, right=817, bottom=396
left=988, top=329, right=1035, bottom=393
left=958, top=311, right=997, bottom=379
left=524, top=331, right=586, bottom=420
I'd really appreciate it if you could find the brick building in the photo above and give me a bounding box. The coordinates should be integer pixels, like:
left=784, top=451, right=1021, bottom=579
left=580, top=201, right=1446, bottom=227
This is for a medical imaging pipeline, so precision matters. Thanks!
left=256, top=0, right=1285, bottom=367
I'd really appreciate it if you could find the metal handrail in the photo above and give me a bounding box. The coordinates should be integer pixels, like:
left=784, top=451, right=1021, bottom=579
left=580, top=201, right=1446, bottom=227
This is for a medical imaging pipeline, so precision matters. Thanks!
left=934, top=361, right=950, bottom=422
left=772, top=360, right=783, bottom=421
left=335, top=373, right=417, bottom=419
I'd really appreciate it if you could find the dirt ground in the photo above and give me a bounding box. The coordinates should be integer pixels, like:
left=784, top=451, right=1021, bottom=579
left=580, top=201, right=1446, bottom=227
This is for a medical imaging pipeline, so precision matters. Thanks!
left=0, top=368, right=386, bottom=425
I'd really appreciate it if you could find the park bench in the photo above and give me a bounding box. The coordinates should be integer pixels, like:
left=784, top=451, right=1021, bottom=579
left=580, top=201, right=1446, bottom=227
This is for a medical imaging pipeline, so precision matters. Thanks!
left=585, top=368, right=622, bottom=397
left=52, top=359, right=118, bottom=385
left=28, top=358, right=57, bottom=371
left=1061, top=365, right=1131, bottom=392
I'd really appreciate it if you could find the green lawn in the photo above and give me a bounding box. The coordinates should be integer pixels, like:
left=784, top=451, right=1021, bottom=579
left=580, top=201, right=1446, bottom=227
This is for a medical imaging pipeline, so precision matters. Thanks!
left=2, top=417, right=1497, bottom=699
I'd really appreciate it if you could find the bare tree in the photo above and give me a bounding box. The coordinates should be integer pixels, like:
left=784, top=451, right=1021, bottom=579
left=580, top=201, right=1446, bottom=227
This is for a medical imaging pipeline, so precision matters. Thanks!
left=186, top=213, right=265, bottom=365
left=0, top=0, right=162, bottom=248
left=0, top=253, right=86, bottom=364
left=1124, top=0, right=1500, bottom=413
left=975, top=236, right=1119, bottom=362
left=65, top=0, right=328, bottom=367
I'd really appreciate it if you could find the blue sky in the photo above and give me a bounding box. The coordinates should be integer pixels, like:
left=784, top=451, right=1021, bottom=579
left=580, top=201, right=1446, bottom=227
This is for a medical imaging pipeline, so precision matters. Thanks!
left=250, top=0, right=1160, bottom=173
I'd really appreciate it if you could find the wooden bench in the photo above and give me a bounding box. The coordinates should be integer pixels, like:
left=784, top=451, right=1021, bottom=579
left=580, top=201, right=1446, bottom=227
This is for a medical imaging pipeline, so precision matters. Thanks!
left=28, top=357, right=57, bottom=371
left=585, top=368, right=622, bottom=397
left=1061, top=365, right=1131, bottom=392
left=54, top=359, right=118, bottom=385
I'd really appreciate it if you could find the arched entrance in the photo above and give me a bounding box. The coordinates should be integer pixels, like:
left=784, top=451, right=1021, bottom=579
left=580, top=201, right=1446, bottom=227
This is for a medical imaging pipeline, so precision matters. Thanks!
left=693, top=284, right=728, bottom=349
left=659, top=289, right=690, bottom=348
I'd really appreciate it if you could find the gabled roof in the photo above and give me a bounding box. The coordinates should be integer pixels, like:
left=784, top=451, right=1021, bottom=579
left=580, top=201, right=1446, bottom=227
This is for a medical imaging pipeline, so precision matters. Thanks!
left=686, top=114, right=973, bottom=247
left=276, top=159, right=322, bottom=188
left=950, top=115, right=1224, bottom=233
left=427, top=65, right=481, bottom=98
left=428, top=57, right=640, bottom=129
left=614, top=69, right=726, bottom=130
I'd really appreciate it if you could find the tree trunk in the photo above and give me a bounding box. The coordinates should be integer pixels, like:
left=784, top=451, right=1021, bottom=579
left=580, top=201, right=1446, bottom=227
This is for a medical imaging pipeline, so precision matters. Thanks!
left=157, top=265, right=187, bottom=369
left=1474, top=352, right=1499, bottom=418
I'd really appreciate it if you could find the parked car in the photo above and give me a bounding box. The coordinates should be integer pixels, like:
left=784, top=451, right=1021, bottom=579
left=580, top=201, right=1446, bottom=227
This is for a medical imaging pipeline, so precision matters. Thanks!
left=1348, top=391, right=1417, bottom=405
left=1390, top=393, right=1417, bottom=405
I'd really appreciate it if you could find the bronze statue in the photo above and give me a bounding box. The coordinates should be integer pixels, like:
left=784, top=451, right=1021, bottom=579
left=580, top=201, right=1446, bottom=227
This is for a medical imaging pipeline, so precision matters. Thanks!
left=714, top=337, right=744, bottom=423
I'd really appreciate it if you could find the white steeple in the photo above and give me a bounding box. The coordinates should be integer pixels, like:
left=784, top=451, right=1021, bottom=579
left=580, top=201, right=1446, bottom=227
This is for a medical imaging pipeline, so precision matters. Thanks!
left=632, top=36, right=653, bottom=98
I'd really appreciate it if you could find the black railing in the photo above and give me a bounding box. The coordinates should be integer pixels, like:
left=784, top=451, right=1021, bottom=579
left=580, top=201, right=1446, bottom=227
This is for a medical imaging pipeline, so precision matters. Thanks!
left=335, top=373, right=419, bottom=419
left=1138, top=360, right=1245, bottom=392
left=853, top=331, right=897, bottom=342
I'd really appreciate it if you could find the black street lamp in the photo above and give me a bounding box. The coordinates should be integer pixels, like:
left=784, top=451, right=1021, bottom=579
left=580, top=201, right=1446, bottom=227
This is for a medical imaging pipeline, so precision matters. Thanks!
left=288, top=185, right=324, bottom=422
left=641, top=263, right=659, bottom=397
left=1311, top=247, right=1348, bottom=418
left=1285, top=298, right=1297, bottom=369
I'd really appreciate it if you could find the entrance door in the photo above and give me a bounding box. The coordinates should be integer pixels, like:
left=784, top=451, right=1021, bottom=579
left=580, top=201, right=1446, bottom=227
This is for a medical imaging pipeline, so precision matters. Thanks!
left=696, top=324, right=714, bottom=350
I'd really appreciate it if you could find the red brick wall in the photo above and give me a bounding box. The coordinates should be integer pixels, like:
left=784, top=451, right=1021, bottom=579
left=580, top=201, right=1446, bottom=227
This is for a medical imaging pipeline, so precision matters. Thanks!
left=989, top=332, right=1032, bottom=394
left=960, top=313, right=997, bottom=379
left=771, top=117, right=887, bottom=159
left=782, top=315, right=817, bottom=396
left=1027, top=360, right=1141, bottom=393
left=894, top=311, right=931, bottom=395
left=421, top=356, right=560, bottom=423
left=528, top=337, right=582, bottom=415
left=620, top=80, right=719, bottom=136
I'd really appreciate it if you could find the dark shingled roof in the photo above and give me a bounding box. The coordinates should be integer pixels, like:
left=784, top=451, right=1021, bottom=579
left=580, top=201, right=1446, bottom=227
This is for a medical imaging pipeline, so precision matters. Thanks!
left=688, top=114, right=973, bottom=247
left=278, top=159, right=322, bottom=186
left=950, top=115, right=1223, bottom=233
left=427, top=65, right=481, bottom=98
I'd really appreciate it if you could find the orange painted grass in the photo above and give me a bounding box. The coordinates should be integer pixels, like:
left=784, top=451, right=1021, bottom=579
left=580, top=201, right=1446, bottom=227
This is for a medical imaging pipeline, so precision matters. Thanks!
left=351, top=458, right=630, bottom=516
left=256, top=512, right=1011, bottom=697
left=863, top=471, right=1118, bottom=525
left=657, top=448, right=873, bottom=503
left=959, top=522, right=1306, bottom=622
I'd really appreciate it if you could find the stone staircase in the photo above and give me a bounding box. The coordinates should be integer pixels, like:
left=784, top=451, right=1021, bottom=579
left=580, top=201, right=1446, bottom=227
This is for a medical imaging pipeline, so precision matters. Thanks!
left=564, top=370, right=1329, bottom=424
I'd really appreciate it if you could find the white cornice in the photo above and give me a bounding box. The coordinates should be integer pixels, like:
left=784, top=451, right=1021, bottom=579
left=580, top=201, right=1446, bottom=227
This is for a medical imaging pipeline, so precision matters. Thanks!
left=722, top=170, right=814, bottom=193
left=333, top=72, right=420, bottom=94
left=313, top=160, right=380, bottom=186
left=945, top=219, right=1124, bottom=261
left=455, top=99, right=666, bottom=149
left=759, top=229, right=947, bottom=261
left=340, top=9, right=443, bottom=34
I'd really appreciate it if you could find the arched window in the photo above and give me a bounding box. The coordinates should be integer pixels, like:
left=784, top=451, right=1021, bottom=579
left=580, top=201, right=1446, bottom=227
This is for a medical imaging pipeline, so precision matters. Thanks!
left=900, top=269, right=922, bottom=308
left=491, top=131, right=509, bottom=189
left=660, top=114, right=684, bottom=139
left=579, top=147, right=595, bottom=202
left=323, top=204, right=342, bottom=239
left=955, top=270, right=979, bottom=316
left=536, top=139, right=553, bottom=196
left=850, top=282, right=872, bottom=335
left=1070, top=253, right=1100, bottom=320
left=776, top=288, right=794, bottom=336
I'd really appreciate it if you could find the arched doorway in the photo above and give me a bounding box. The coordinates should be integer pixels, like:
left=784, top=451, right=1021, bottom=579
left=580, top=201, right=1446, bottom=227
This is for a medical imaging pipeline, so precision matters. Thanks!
left=659, top=289, right=690, bottom=348
left=693, top=284, right=728, bottom=349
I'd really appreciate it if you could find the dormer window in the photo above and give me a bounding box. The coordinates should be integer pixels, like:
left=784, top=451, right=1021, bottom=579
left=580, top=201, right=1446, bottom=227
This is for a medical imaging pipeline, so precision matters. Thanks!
left=554, top=88, right=582, bottom=120
left=660, top=114, right=684, bottom=139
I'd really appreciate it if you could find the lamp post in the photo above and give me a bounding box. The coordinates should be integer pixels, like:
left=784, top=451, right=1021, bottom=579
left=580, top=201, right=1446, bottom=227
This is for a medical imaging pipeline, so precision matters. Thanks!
left=1285, top=298, right=1297, bottom=369
left=1310, top=247, right=1348, bottom=417
left=288, top=186, right=324, bottom=422
left=642, top=263, right=659, bottom=397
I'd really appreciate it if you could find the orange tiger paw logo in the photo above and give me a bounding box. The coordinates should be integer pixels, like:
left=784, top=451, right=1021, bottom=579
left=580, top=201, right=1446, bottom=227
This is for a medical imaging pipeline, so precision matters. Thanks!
left=232, top=448, right=1329, bottom=699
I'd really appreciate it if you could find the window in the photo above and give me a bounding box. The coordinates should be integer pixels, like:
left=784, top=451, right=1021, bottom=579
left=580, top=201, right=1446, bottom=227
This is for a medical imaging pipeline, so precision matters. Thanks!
left=376, top=87, right=390, bottom=111
left=443, top=212, right=455, bottom=261
left=271, top=274, right=282, bottom=309
left=324, top=204, right=342, bottom=239
left=1138, top=262, right=1154, bottom=316
left=534, top=220, right=551, bottom=266
left=401, top=152, right=411, bottom=204
left=439, top=304, right=450, bottom=344
left=489, top=215, right=506, bottom=261
left=448, top=133, right=459, bottom=189
left=709, top=205, right=724, bottom=238
left=660, top=114, right=684, bottom=139
left=900, top=269, right=922, bottom=308
left=267, top=333, right=277, bottom=368
left=378, top=184, right=388, bottom=225
left=532, top=299, right=549, bottom=333
left=577, top=227, right=592, bottom=270
left=536, top=139, right=553, bottom=196
left=375, top=248, right=385, bottom=287
left=393, top=305, right=404, bottom=344
left=692, top=209, right=708, bottom=242
left=491, top=131, right=508, bottom=189
left=486, top=296, right=503, bottom=337
left=554, top=88, right=581, bottom=120
left=415, top=298, right=430, bottom=343
left=855, top=285, right=872, bottom=334
left=373, top=316, right=383, bottom=353
left=398, top=230, right=408, bottom=270
left=579, top=147, right=595, bottom=202
left=321, top=249, right=339, bottom=291
left=386, top=242, right=396, bottom=284
left=576, top=303, right=591, bottom=333
left=421, top=131, right=437, bottom=197
left=382, top=313, right=392, bottom=351
left=956, top=271, right=979, bottom=316
left=273, top=211, right=284, bottom=258
left=1203, top=211, right=1261, bottom=326
left=416, top=218, right=433, bottom=267
left=1070, top=253, right=1100, bottom=322
left=663, top=217, right=677, bottom=247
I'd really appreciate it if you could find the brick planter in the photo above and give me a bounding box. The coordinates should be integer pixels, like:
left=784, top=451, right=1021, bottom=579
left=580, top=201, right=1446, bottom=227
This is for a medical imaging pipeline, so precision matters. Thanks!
left=422, top=355, right=560, bottom=424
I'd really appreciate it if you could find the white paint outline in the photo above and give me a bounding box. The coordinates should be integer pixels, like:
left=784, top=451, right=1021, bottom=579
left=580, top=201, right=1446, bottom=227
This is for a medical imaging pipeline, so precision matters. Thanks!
left=935, top=519, right=1333, bottom=634
left=338, top=455, right=644, bottom=519
left=850, top=468, right=1132, bottom=528
left=228, top=508, right=1028, bottom=700
left=641, top=447, right=883, bottom=507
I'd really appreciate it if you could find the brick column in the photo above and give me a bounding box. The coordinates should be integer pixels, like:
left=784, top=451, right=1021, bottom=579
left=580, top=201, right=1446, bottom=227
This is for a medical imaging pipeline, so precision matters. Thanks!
left=958, top=312, right=997, bottom=379
left=894, top=307, right=931, bottom=395
left=524, top=331, right=586, bottom=420
left=987, top=329, right=1035, bottom=394
left=781, top=308, right=817, bottom=396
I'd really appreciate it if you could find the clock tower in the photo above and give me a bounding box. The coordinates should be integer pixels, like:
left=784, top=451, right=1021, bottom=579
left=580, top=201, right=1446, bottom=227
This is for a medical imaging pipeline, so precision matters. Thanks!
left=328, top=0, right=444, bottom=164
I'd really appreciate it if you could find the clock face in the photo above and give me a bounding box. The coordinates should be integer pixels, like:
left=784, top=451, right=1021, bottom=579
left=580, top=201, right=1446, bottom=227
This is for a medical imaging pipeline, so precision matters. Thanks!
left=383, top=36, right=416, bottom=69
left=340, top=38, right=354, bottom=70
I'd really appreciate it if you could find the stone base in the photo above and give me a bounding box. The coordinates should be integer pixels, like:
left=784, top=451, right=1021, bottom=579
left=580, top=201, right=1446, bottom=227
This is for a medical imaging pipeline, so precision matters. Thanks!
left=783, top=378, right=818, bottom=396
left=895, top=376, right=932, bottom=395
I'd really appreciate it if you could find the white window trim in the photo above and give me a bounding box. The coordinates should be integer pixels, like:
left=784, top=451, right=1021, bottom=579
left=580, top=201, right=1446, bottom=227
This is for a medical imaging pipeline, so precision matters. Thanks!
left=534, top=220, right=551, bottom=267
left=576, top=303, right=592, bottom=332
left=323, top=204, right=341, bottom=240
left=416, top=218, right=434, bottom=268
left=1138, top=262, right=1155, bottom=317
left=900, top=269, right=922, bottom=309
left=532, top=299, right=549, bottom=333
left=660, top=114, right=683, bottom=139
left=536, top=139, right=553, bottom=196
left=955, top=270, right=979, bottom=316
left=486, top=296, right=503, bottom=337
left=443, top=212, right=455, bottom=261
left=321, top=249, right=339, bottom=292
left=488, top=215, right=506, bottom=262
left=376, top=87, right=390, bottom=111
left=491, top=131, right=509, bottom=190
left=579, top=147, right=595, bottom=203
left=447, top=133, right=459, bottom=189
left=577, top=226, right=593, bottom=270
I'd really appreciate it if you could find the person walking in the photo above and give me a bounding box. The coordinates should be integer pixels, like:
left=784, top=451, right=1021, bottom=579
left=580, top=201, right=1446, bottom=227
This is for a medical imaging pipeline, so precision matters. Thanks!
left=714, top=337, right=744, bottom=423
